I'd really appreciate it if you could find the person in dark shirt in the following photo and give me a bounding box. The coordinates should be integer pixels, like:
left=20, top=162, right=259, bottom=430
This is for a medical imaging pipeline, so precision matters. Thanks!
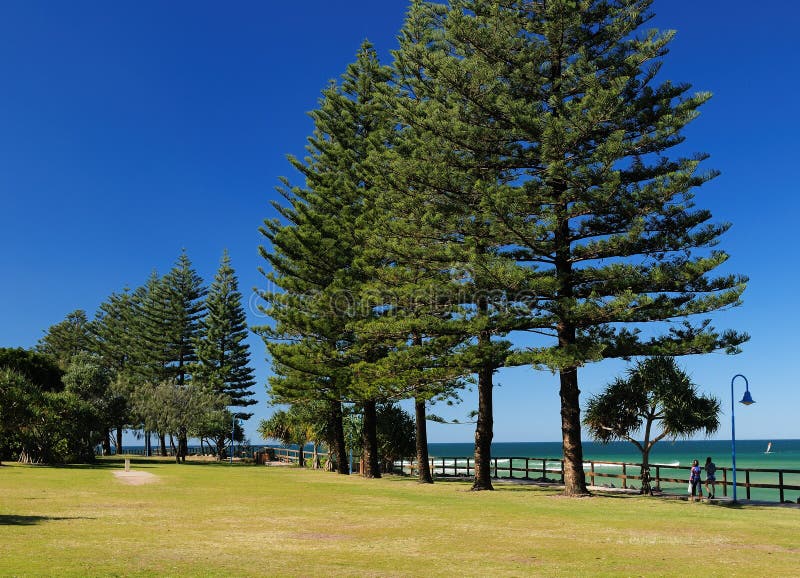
left=704, top=456, right=717, bottom=499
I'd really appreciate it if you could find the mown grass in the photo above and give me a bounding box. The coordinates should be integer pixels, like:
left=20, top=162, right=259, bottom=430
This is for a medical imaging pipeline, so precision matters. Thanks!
left=1, top=458, right=798, bottom=577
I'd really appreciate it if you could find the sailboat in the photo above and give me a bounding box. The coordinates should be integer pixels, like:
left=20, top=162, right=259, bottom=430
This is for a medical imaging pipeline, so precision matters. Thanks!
left=765, top=442, right=772, bottom=454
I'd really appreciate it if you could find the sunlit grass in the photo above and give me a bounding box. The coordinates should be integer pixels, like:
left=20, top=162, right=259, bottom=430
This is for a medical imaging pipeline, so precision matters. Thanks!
left=1, top=458, right=797, bottom=576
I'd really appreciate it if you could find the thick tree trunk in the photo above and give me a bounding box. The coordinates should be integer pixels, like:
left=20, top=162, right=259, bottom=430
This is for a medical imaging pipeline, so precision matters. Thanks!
left=331, top=399, right=349, bottom=475
left=415, top=397, right=433, bottom=484
left=116, top=427, right=123, bottom=455
left=559, top=366, right=588, bottom=495
left=102, top=431, right=111, bottom=456
left=472, top=362, right=494, bottom=491
left=361, top=399, right=381, bottom=478
left=179, top=430, right=187, bottom=463
left=159, top=433, right=167, bottom=457
left=215, top=434, right=226, bottom=461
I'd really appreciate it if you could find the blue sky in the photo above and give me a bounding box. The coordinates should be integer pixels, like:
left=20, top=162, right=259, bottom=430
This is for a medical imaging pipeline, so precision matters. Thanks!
left=1, top=1, right=796, bottom=444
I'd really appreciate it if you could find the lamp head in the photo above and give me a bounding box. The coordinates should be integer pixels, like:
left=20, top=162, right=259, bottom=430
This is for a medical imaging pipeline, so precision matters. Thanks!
left=740, top=390, right=755, bottom=405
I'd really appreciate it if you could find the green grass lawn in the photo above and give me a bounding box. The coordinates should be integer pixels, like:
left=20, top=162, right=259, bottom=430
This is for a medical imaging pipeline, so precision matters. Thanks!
left=1, top=458, right=797, bottom=577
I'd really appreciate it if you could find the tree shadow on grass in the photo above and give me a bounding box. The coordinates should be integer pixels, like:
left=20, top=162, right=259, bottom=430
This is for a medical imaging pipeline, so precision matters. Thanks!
left=0, top=515, right=96, bottom=526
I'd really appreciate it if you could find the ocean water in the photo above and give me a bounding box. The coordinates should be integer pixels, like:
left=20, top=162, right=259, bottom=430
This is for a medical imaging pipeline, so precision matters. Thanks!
left=428, top=439, right=800, bottom=470
left=426, top=439, right=800, bottom=502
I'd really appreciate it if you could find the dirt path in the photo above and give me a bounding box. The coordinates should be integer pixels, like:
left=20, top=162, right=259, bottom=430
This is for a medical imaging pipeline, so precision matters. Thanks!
left=112, top=470, right=158, bottom=485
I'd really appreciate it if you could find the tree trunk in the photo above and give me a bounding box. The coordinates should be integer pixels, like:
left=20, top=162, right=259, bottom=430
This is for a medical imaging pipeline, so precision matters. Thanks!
left=116, top=427, right=123, bottom=455
left=170, top=434, right=179, bottom=463
left=102, top=431, right=112, bottom=456
left=215, top=434, right=226, bottom=461
left=361, top=399, right=381, bottom=478
left=298, top=439, right=306, bottom=468
left=179, top=430, right=187, bottom=463
left=313, top=444, right=321, bottom=469
left=331, top=399, right=349, bottom=475
left=159, top=433, right=167, bottom=457
left=415, top=397, right=433, bottom=483
left=640, top=446, right=652, bottom=495
left=559, top=366, right=588, bottom=495
left=145, top=430, right=151, bottom=457
left=472, top=362, right=494, bottom=491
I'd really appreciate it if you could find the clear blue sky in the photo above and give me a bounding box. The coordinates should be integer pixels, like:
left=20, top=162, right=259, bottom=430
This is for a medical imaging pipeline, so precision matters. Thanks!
left=1, top=1, right=796, bottom=444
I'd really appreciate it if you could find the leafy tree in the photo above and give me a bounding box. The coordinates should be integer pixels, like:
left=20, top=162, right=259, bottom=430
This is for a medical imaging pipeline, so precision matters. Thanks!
left=0, top=350, right=64, bottom=464
left=258, top=407, right=317, bottom=468
left=132, top=381, right=224, bottom=463
left=0, top=352, right=114, bottom=463
left=584, top=356, right=720, bottom=492
left=343, top=402, right=416, bottom=475
left=194, top=251, right=256, bottom=459
left=0, top=348, right=63, bottom=392
left=0, top=368, right=35, bottom=465
left=61, top=352, right=115, bottom=462
left=37, top=310, right=94, bottom=370
left=375, top=403, right=416, bottom=473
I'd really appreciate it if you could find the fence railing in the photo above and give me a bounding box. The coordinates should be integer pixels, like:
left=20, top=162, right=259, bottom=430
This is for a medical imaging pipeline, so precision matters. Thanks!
left=113, top=446, right=212, bottom=457
left=390, top=456, right=800, bottom=503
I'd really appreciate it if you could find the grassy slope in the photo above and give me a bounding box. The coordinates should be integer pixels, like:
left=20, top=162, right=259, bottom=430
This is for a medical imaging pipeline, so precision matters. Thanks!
left=0, top=459, right=797, bottom=577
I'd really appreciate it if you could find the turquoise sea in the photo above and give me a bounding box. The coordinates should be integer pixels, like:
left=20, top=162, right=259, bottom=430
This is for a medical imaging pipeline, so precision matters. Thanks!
left=429, top=439, right=800, bottom=470
left=426, top=439, right=800, bottom=502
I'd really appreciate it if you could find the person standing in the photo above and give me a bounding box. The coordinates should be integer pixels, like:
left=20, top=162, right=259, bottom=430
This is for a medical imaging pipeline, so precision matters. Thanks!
left=689, top=459, right=703, bottom=501
left=704, top=456, right=717, bottom=499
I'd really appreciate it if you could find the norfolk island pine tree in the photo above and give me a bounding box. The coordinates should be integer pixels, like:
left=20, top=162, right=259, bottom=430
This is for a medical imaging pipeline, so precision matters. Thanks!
left=390, top=0, right=538, bottom=491
left=194, top=251, right=257, bottom=459
left=257, top=43, right=395, bottom=476
left=392, top=1, right=746, bottom=495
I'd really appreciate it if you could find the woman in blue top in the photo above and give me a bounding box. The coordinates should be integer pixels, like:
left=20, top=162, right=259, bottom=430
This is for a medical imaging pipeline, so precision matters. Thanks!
left=689, top=459, right=703, bottom=501
left=704, top=456, right=717, bottom=499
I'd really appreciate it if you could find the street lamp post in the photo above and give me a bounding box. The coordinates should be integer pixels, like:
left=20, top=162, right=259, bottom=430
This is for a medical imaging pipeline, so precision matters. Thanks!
left=730, top=374, right=755, bottom=503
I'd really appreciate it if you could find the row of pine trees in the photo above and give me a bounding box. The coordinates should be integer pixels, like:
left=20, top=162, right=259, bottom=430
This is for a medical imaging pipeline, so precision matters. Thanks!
left=36, top=251, right=256, bottom=462
left=256, top=0, right=747, bottom=494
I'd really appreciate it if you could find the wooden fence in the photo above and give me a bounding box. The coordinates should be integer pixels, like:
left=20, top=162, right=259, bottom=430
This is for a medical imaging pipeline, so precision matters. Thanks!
left=389, top=456, right=800, bottom=503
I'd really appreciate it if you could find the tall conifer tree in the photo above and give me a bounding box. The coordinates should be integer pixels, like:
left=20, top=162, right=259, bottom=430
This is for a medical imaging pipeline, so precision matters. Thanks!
left=92, top=289, right=138, bottom=453
left=258, top=42, right=393, bottom=476
left=391, top=1, right=529, bottom=490
left=161, top=252, right=206, bottom=461
left=397, top=0, right=747, bottom=495
left=37, top=310, right=94, bottom=371
left=194, top=251, right=256, bottom=459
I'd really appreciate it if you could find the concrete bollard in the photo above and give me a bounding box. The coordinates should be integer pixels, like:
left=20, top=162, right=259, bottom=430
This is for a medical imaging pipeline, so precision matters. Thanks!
left=124, top=458, right=130, bottom=472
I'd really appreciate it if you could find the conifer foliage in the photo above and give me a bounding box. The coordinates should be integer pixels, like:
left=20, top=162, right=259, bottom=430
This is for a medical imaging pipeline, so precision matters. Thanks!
left=257, top=42, right=394, bottom=476
left=259, top=0, right=747, bottom=493
left=195, top=251, right=257, bottom=458
left=13, top=249, right=257, bottom=464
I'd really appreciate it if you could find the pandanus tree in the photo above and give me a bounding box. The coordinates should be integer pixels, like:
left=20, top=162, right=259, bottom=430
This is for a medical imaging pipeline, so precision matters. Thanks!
left=584, top=356, right=720, bottom=492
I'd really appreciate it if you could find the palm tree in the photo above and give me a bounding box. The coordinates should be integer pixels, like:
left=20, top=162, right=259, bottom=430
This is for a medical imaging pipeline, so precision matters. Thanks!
left=584, top=357, right=720, bottom=493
